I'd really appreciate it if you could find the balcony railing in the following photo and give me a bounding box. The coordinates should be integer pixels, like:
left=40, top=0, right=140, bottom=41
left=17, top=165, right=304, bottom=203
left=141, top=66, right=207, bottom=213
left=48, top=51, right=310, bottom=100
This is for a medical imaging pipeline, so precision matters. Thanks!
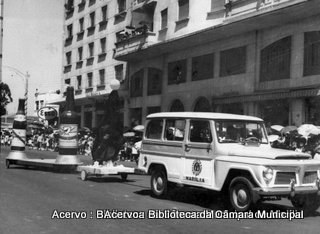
left=132, top=0, right=157, bottom=12
left=115, top=26, right=156, bottom=58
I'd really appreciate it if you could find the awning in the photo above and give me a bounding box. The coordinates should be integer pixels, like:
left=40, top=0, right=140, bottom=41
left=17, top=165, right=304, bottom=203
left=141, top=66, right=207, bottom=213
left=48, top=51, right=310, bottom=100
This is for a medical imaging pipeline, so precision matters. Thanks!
left=213, top=88, right=320, bottom=105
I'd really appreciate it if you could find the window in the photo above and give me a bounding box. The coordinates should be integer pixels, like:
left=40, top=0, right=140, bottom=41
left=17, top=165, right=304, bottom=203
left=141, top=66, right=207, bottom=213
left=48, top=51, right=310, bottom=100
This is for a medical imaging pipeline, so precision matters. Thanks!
left=89, top=12, right=95, bottom=27
left=164, top=119, right=185, bottom=141
left=130, top=69, right=143, bottom=97
left=192, top=53, right=214, bottom=81
left=189, top=120, right=212, bottom=143
left=78, top=47, right=83, bottom=61
left=210, top=0, right=225, bottom=12
left=67, top=24, right=73, bottom=38
left=260, top=37, right=291, bottom=81
left=87, top=73, right=93, bottom=87
left=79, top=18, right=84, bottom=32
left=170, top=99, right=184, bottom=112
left=101, top=5, right=108, bottom=21
left=118, top=0, right=126, bottom=13
left=220, top=46, right=246, bottom=77
left=147, top=106, right=161, bottom=115
left=100, top=37, right=106, bottom=53
left=65, top=79, right=71, bottom=85
left=161, top=9, right=168, bottom=29
left=145, top=119, right=163, bottom=140
left=99, top=69, right=105, bottom=85
left=88, top=42, right=94, bottom=57
left=147, top=68, right=162, bottom=95
left=77, top=75, right=82, bottom=89
left=178, top=0, right=189, bottom=21
left=304, top=31, right=320, bottom=76
left=115, top=64, right=124, bottom=81
left=66, top=52, right=72, bottom=65
left=215, top=120, right=268, bottom=144
left=168, top=59, right=187, bottom=85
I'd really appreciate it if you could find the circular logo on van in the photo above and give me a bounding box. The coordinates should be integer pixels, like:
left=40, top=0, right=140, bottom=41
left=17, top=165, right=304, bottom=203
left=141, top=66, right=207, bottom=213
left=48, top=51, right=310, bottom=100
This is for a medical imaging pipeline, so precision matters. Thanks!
left=192, top=160, right=202, bottom=176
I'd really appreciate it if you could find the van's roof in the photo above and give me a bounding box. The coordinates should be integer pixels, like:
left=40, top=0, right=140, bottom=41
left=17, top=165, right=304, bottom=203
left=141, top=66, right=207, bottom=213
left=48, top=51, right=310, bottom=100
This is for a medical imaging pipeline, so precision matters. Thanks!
left=146, top=112, right=263, bottom=121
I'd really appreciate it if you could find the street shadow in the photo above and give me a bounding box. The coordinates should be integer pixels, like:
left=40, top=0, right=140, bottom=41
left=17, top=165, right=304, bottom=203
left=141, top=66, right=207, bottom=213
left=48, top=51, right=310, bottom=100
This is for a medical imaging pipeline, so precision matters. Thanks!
left=134, top=186, right=320, bottom=217
left=79, top=176, right=135, bottom=183
left=6, top=164, right=79, bottom=174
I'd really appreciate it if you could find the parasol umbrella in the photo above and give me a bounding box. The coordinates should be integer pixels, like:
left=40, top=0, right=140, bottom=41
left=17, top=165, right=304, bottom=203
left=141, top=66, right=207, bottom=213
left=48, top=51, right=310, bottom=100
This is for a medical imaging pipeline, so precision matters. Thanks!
left=297, top=124, right=320, bottom=137
left=123, top=132, right=135, bottom=137
left=133, top=125, right=144, bottom=132
left=268, top=134, right=280, bottom=143
left=79, top=127, right=91, bottom=133
left=270, top=125, right=283, bottom=132
left=280, top=126, right=297, bottom=135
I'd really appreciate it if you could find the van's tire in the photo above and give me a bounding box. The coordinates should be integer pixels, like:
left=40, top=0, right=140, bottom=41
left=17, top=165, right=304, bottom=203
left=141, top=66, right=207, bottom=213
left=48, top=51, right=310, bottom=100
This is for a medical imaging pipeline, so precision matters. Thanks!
left=151, top=168, right=168, bottom=198
left=291, top=194, right=320, bottom=215
left=229, top=176, right=254, bottom=211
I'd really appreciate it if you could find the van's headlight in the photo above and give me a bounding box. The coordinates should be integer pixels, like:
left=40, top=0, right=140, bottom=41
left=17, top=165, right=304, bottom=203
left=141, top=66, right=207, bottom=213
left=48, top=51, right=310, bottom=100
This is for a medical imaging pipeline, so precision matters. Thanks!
left=263, top=167, right=274, bottom=184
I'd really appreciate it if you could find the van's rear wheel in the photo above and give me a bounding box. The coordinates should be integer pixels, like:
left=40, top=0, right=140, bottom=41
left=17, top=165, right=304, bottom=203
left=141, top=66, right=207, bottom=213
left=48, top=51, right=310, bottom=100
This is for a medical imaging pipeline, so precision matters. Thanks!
left=229, top=177, right=254, bottom=211
left=151, top=168, right=168, bottom=198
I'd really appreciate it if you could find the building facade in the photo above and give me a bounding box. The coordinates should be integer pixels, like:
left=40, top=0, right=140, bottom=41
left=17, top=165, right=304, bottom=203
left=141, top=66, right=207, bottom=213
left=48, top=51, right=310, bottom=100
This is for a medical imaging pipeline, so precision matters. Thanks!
left=62, top=0, right=320, bottom=129
left=62, top=0, right=133, bottom=129
left=113, top=0, right=320, bottom=127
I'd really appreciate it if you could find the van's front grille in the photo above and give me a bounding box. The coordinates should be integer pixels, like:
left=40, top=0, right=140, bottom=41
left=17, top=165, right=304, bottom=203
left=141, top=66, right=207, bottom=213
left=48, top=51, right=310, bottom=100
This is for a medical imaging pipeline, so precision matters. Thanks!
left=303, top=171, right=318, bottom=184
left=275, top=172, right=296, bottom=185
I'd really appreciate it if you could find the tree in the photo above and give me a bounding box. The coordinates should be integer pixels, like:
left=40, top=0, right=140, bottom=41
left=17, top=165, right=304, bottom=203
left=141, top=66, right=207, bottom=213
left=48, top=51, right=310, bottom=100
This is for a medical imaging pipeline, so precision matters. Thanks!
left=0, top=82, right=13, bottom=115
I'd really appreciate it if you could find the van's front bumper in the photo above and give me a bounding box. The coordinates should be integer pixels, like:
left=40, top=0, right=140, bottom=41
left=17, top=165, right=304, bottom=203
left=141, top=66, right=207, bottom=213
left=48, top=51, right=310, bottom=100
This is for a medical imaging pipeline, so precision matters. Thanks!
left=253, top=179, right=320, bottom=198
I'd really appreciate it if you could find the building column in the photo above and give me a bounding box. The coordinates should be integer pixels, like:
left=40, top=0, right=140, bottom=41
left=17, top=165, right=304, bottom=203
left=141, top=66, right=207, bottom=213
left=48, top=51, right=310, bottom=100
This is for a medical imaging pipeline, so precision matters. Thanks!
left=80, top=105, right=84, bottom=127
left=290, top=98, right=305, bottom=126
left=92, top=104, right=96, bottom=128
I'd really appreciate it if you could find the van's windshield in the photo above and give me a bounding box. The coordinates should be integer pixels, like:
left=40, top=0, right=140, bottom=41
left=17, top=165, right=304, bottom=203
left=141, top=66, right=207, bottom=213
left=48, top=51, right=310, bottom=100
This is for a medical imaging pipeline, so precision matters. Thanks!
left=215, top=120, right=268, bottom=144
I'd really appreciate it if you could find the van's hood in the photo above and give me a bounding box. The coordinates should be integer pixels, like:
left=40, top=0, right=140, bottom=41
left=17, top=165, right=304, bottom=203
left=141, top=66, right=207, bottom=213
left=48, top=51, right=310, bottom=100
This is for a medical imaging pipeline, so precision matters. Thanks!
left=222, top=144, right=311, bottom=160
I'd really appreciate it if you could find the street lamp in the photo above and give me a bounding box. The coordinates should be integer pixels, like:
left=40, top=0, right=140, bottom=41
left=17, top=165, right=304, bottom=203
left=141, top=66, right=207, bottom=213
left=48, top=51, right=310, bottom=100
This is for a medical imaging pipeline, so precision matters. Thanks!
left=3, top=65, right=29, bottom=115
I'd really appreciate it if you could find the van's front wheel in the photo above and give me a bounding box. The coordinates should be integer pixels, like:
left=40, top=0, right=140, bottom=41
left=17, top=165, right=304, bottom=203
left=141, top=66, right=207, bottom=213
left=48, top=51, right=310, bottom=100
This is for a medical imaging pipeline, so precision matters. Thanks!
left=151, top=168, right=168, bottom=198
left=229, top=177, right=254, bottom=211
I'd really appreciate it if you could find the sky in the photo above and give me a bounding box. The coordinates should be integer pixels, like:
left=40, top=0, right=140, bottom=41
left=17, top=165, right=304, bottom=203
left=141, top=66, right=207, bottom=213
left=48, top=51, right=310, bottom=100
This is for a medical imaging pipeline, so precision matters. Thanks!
left=3, top=0, right=64, bottom=116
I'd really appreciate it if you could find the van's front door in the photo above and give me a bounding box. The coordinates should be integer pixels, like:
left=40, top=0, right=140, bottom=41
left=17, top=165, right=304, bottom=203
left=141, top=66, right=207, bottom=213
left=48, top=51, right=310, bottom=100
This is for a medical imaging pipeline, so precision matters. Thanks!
left=182, top=119, right=214, bottom=188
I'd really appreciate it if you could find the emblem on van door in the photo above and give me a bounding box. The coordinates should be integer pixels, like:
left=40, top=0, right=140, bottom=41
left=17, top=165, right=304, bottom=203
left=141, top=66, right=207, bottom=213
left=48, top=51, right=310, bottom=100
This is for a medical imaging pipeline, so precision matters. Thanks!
left=192, top=160, right=202, bottom=176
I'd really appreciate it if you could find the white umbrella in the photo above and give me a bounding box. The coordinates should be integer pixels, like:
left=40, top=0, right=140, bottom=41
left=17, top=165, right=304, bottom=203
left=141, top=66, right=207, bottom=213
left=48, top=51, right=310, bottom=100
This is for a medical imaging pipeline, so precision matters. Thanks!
left=133, top=125, right=144, bottom=132
left=297, top=124, right=320, bottom=137
left=270, top=125, right=283, bottom=132
left=123, top=132, right=135, bottom=137
left=268, top=134, right=280, bottom=143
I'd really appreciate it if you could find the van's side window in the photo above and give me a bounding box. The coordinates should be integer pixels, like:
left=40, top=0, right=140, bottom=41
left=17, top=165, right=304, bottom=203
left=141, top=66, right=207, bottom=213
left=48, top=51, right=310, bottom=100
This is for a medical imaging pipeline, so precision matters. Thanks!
left=189, top=120, right=212, bottom=143
left=145, top=119, right=163, bottom=140
left=164, top=119, right=185, bottom=141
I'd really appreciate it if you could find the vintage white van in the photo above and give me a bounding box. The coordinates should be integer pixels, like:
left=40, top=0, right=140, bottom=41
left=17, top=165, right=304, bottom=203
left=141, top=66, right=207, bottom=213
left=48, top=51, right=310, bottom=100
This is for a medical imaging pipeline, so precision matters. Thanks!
left=138, top=112, right=320, bottom=212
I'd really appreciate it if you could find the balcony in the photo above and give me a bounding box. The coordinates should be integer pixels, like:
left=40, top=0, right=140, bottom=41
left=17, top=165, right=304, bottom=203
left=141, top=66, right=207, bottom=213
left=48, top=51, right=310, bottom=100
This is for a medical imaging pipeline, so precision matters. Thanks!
left=114, top=26, right=156, bottom=60
left=132, top=0, right=157, bottom=12
left=224, top=0, right=306, bottom=22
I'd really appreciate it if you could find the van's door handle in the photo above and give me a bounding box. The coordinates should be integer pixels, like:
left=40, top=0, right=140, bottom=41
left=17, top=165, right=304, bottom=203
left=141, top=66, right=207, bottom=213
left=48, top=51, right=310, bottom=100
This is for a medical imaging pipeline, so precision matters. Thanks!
left=184, top=144, right=190, bottom=152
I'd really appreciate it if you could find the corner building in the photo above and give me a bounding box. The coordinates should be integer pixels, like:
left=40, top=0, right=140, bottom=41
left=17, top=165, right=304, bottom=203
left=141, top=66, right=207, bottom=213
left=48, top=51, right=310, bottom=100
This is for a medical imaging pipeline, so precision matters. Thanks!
left=62, top=0, right=320, bottom=128
left=114, top=0, right=320, bottom=127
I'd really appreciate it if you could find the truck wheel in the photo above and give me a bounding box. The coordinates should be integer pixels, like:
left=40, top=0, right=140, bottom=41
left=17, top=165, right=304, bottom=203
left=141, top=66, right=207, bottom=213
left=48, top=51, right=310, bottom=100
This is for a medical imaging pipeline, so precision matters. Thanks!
left=6, top=160, right=10, bottom=169
left=121, top=173, right=128, bottom=181
left=291, top=194, right=320, bottom=215
left=151, top=168, right=168, bottom=198
left=229, top=177, right=254, bottom=211
left=80, top=170, right=88, bottom=181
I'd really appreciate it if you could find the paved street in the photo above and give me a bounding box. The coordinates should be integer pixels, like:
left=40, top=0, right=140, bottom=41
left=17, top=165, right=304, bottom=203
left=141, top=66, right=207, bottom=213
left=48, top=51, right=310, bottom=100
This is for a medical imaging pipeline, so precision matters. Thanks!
left=0, top=146, right=319, bottom=234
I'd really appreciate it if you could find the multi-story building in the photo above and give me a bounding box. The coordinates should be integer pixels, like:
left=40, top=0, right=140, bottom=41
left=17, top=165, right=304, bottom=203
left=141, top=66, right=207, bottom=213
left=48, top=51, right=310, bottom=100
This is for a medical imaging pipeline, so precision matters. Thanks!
left=0, top=0, right=3, bottom=82
left=62, top=0, right=131, bottom=129
left=62, top=0, right=320, bottom=129
left=113, top=0, right=320, bottom=127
